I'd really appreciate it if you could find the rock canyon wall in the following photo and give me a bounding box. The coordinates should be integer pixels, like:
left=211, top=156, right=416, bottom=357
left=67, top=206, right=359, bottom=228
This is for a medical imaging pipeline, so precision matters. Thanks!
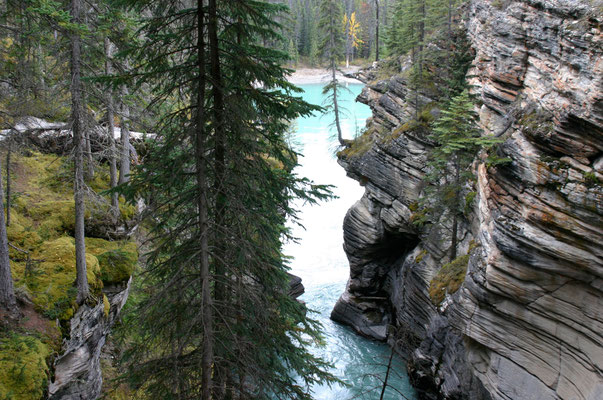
left=332, top=1, right=602, bottom=399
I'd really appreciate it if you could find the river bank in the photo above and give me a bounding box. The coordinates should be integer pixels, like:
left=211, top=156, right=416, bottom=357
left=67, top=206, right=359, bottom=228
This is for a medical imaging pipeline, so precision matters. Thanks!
left=287, top=67, right=364, bottom=85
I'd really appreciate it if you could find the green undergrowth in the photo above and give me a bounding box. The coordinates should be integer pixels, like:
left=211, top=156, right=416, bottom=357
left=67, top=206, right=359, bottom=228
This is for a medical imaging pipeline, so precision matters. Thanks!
left=339, top=127, right=377, bottom=159
left=0, top=151, right=139, bottom=399
left=429, top=254, right=469, bottom=306
left=6, top=152, right=138, bottom=321
left=0, top=333, right=51, bottom=400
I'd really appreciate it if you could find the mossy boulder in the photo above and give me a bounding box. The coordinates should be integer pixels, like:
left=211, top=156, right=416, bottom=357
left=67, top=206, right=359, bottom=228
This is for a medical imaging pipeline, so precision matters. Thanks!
left=0, top=334, right=51, bottom=400
left=86, top=238, right=138, bottom=285
left=25, top=237, right=103, bottom=320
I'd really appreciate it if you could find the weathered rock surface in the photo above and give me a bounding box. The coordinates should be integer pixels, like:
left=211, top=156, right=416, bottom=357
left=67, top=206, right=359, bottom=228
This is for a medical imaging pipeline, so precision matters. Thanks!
left=49, top=280, right=131, bottom=400
left=288, top=273, right=305, bottom=299
left=456, top=1, right=603, bottom=399
left=333, top=1, right=603, bottom=399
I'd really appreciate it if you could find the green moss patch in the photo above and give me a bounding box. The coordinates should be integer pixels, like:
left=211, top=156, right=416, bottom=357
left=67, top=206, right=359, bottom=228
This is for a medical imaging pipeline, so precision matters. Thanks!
left=25, top=237, right=103, bottom=320
left=339, top=127, right=377, bottom=159
left=4, top=152, right=138, bottom=320
left=0, top=334, right=51, bottom=400
left=429, top=254, right=470, bottom=306
left=0, top=150, right=140, bottom=398
left=87, top=238, right=138, bottom=285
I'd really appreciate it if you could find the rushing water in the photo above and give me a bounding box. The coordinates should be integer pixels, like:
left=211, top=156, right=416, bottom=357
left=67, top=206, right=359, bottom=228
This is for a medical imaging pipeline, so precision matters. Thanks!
left=284, top=83, right=417, bottom=400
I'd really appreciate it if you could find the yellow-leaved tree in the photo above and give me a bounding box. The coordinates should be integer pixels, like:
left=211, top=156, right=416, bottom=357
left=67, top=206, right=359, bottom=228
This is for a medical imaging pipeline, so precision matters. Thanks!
left=342, top=12, right=363, bottom=68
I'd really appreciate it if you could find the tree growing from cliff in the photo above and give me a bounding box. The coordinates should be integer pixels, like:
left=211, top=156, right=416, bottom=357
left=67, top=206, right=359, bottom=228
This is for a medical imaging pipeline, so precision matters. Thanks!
left=418, top=90, right=503, bottom=260
left=319, top=0, right=346, bottom=146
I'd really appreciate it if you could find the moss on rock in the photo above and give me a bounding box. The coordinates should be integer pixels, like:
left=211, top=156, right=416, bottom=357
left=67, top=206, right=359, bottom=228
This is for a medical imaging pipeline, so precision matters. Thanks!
left=86, top=238, right=138, bottom=285
left=0, top=334, right=51, bottom=400
left=429, top=254, right=470, bottom=306
left=25, top=237, right=103, bottom=320
left=4, top=152, right=138, bottom=319
left=103, top=294, right=110, bottom=318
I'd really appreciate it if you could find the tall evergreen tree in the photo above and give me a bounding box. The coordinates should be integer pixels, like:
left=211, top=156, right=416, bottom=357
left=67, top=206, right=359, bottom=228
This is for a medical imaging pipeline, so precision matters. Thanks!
left=419, top=90, right=504, bottom=260
left=69, top=0, right=89, bottom=304
left=375, top=0, right=380, bottom=60
left=117, top=0, right=337, bottom=398
left=319, top=0, right=346, bottom=146
left=0, top=163, right=16, bottom=315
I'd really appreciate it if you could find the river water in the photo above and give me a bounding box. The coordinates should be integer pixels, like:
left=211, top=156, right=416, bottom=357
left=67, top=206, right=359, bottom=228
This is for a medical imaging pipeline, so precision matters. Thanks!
left=284, top=83, right=417, bottom=400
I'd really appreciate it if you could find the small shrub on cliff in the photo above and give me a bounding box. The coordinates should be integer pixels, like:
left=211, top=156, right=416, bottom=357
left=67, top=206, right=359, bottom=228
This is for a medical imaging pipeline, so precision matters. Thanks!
left=429, top=254, right=470, bottom=305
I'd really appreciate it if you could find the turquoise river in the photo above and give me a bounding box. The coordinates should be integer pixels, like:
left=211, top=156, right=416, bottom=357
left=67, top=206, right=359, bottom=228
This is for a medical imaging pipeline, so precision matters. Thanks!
left=284, top=82, right=418, bottom=400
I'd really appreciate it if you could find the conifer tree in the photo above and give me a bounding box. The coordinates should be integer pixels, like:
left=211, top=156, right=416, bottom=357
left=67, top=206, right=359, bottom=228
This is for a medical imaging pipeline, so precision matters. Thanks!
left=0, top=163, right=16, bottom=315
left=104, top=36, right=119, bottom=214
left=375, top=0, right=380, bottom=60
left=419, top=90, right=504, bottom=260
left=319, top=0, right=346, bottom=146
left=69, top=0, right=89, bottom=304
left=117, top=0, right=337, bottom=398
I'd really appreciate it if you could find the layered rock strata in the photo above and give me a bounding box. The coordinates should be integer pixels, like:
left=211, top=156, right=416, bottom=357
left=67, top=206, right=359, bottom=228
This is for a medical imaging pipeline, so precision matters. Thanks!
left=333, top=1, right=602, bottom=399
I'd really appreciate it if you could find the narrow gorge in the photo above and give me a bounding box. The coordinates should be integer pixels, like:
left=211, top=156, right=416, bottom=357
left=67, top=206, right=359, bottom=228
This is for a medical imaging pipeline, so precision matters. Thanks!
left=331, top=0, right=602, bottom=399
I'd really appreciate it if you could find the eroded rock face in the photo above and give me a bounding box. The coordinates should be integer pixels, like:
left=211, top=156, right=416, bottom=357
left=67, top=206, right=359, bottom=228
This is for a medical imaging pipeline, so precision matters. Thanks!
left=333, top=1, right=602, bottom=399
left=456, top=1, right=603, bottom=399
left=48, top=280, right=131, bottom=400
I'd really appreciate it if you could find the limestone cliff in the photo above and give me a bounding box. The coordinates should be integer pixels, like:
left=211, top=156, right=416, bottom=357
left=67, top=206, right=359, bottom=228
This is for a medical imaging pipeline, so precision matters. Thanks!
left=332, top=1, right=602, bottom=399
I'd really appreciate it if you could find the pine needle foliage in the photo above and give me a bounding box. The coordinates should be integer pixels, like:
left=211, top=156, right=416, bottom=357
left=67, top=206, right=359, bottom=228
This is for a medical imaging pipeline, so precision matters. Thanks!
left=417, top=90, right=504, bottom=259
left=113, top=1, right=338, bottom=399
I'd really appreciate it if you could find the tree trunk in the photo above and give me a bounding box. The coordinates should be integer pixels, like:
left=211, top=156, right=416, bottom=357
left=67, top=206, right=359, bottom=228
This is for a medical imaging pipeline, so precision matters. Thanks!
left=118, top=86, right=131, bottom=185
left=197, top=2, right=213, bottom=399
left=419, top=0, right=425, bottom=57
left=345, top=15, right=350, bottom=69
left=332, top=58, right=344, bottom=146
left=450, top=161, right=460, bottom=261
left=0, top=160, right=16, bottom=314
left=70, top=0, right=89, bottom=304
left=210, top=0, right=230, bottom=393
left=84, top=125, right=94, bottom=180
left=6, top=139, right=11, bottom=227
left=104, top=37, right=119, bottom=214
left=375, top=0, right=379, bottom=61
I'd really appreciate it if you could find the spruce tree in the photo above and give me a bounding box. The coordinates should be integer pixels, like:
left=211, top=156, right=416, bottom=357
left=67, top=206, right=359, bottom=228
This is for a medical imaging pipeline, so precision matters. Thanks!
left=69, top=0, right=89, bottom=304
left=116, top=0, right=337, bottom=398
left=0, top=163, right=16, bottom=315
left=419, top=90, right=504, bottom=260
left=318, top=0, right=346, bottom=146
